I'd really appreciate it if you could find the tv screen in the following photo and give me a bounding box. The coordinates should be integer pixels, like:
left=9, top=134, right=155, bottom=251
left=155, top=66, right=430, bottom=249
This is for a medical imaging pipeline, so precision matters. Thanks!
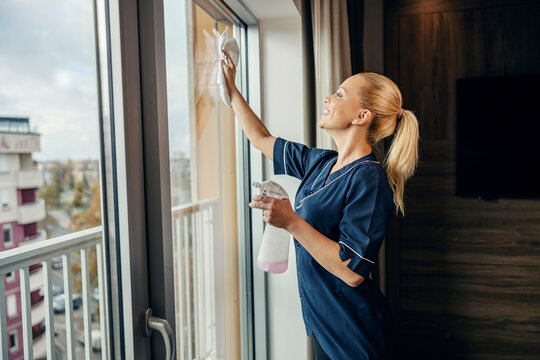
left=455, top=74, right=540, bottom=199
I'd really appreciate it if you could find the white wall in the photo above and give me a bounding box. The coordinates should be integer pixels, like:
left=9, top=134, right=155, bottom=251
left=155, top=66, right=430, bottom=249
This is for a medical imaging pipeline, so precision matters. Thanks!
left=258, top=15, right=308, bottom=360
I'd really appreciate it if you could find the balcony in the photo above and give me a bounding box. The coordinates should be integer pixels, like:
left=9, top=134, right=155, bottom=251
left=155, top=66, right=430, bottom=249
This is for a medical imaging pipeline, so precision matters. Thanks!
left=23, top=230, right=47, bottom=246
left=0, top=227, right=108, bottom=359
left=17, top=168, right=44, bottom=189
left=31, top=299, right=45, bottom=326
left=0, top=132, right=40, bottom=154
left=18, top=199, right=46, bottom=224
left=32, top=332, right=47, bottom=359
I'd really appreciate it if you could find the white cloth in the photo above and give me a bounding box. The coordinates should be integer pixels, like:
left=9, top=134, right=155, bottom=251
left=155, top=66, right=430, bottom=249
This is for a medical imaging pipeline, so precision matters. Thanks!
left=213, top=27, right=240, bottom=108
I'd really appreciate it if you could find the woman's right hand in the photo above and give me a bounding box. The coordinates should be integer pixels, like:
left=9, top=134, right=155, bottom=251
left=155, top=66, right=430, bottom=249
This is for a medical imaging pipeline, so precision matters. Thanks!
left=220, top=49, right=239, bottom=101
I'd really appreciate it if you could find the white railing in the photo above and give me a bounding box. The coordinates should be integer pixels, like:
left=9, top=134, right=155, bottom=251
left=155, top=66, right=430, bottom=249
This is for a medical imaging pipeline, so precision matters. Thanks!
left=0, top=227, right=108, bottom=360
left=171, top=198, right=224, bottom=360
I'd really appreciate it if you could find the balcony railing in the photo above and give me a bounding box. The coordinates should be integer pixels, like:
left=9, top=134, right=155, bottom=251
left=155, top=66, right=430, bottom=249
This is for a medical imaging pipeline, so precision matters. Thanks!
left=17, top=168, right=44, bottom=189
left=0, top=227, right=108, bottom=360
left=18, top=199, right=46, bottom=225
left=171, top=198, right=224, bottom=360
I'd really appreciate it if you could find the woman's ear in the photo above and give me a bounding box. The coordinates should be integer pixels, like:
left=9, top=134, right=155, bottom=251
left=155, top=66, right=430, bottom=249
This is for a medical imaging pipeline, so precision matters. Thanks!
left=353, top=109, right=372, bottom=125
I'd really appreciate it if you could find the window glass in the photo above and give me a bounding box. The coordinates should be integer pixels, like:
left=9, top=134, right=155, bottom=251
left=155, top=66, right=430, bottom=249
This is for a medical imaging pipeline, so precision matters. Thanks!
left=1, top=0, right=104, bottom=356
left=7, top=294, right=17, bottom=317
left=1, top=189, right=9, bottom=208
left=9, top=331, right=18, bottom=352
left=4, top=223, right=13, bottom=246
left=0, top=155, right=8, bottom=172
left=164, top=1, right=243, bottom=358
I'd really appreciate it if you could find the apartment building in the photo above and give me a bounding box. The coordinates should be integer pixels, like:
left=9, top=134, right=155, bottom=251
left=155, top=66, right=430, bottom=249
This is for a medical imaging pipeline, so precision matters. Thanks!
left=0, top=117, right=46, bottom=359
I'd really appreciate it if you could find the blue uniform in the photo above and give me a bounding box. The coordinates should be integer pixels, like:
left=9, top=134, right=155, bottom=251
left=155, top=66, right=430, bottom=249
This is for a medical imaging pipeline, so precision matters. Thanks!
left=273, top=137, right=395, bottom=359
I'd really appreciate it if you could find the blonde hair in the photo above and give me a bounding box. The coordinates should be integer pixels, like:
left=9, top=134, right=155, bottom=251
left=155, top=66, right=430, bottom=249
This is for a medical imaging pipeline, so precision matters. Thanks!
left=353, top=72, right=420, bottom=217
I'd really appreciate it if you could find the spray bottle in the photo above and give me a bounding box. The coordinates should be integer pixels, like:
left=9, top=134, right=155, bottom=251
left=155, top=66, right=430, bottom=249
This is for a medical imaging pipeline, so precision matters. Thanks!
left=252, top=180, right=291, bottom=274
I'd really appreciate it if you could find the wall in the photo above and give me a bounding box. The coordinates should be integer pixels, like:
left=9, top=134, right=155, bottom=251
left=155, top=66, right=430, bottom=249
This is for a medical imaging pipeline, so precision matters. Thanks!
left=259, top=15, right=308, bottom=360
left=384, top=0, right=540, bottom=358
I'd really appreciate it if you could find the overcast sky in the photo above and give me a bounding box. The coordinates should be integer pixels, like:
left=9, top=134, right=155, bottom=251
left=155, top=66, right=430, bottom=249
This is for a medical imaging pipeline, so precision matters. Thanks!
left=0, top=0, right=190, bottom=161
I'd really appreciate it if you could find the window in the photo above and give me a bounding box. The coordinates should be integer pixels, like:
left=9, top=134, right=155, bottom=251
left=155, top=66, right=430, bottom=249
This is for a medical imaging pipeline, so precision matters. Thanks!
left=8, top=330, right=18, bottom=353
left=7, top=294, right=17, bottom=318
left=1, top=189, right=9, bottom=209
left=164, top=1, right=246, bottom=358
left=6, top=271, right=15, bottom=282
left=1, top=0, right=108, bottom=355
left=0, top=155, right=8, bottom=173
left=3, top=223, right=13, bottom=247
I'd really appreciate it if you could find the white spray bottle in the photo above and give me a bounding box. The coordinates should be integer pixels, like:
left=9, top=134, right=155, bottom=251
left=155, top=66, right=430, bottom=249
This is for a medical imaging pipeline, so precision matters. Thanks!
left=252, top=180, right=291, bottom=274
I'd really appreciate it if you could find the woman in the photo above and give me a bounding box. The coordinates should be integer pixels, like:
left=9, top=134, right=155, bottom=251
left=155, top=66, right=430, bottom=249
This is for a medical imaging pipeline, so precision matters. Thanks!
left=221, top=50, right=419, bottom=359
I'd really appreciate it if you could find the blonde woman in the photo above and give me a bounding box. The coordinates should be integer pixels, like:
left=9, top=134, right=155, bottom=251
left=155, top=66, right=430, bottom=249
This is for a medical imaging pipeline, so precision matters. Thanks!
left=221, top=50, right=419, bottom=359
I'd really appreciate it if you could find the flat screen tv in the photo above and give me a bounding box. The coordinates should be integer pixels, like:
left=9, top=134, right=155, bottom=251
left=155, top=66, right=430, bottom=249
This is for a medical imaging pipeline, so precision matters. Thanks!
left=455, top=74, right=540, bottom=200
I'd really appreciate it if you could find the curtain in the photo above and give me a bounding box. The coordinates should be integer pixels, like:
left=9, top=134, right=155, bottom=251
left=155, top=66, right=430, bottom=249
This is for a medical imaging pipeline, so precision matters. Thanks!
left=311, top=0, right=352, bottom=151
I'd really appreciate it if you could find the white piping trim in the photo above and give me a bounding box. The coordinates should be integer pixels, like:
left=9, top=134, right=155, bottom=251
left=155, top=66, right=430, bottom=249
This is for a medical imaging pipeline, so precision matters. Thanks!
left=284, top=140, right=289, bottom=175
left=310, top=156, right=338, bottom=191
left=295, top=160, right=379, bottom=210
left=339, top=241, right=375, bottom=264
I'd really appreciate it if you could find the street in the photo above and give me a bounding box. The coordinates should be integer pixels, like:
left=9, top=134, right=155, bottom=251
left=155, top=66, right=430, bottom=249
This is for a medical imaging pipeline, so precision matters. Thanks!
left=38, top=263, right=102, bottom=360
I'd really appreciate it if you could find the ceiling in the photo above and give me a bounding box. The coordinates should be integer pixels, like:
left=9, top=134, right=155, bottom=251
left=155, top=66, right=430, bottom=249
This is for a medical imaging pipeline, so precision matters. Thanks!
left=239, top=0, right=300, bottom=20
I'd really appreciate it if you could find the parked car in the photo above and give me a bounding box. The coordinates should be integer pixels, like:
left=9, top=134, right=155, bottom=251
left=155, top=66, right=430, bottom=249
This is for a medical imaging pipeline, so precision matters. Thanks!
left=77, top=329, right=102, bottom=352
left=52, top=293, right=83, bottom=313
left=52, top=286, right=63, bottom=297
left=72, top=293, right=83, bottom=309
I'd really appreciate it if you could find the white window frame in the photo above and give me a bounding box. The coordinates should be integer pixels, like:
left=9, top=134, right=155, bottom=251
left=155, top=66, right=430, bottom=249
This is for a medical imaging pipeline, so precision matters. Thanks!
left=0, top=155, right=8, bottom=173
left=1, top=189, right=10, bottom=210
left=3, top=223, right=13, bottom=248
left=8, top=330, right=19, bottom=353
left=7, top=294, right=17, bottom=318
left=6, top=271, right=16, bottom=282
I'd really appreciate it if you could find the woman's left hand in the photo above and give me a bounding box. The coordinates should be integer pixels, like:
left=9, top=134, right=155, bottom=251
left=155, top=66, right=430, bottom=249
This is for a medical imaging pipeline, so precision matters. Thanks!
left=248, top=195, right=298, bottom=230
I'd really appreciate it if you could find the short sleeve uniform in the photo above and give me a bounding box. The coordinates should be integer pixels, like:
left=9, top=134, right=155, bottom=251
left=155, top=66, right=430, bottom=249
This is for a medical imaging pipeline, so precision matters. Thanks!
left=273, top=137, right=395, bottom=359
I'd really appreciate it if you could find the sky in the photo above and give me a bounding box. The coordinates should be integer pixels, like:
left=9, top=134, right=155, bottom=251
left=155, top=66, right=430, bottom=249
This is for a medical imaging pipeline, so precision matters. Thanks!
left=0, top=0, right=191, bottom=161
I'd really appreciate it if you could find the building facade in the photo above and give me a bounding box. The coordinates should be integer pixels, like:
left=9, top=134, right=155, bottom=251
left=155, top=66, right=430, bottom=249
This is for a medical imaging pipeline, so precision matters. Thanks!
left=0, top=117, right=46, bottom=359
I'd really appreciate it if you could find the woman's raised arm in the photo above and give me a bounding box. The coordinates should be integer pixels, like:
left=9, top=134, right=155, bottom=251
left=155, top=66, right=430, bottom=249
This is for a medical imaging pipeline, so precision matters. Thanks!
left=221, top=50, right=276, bottom=161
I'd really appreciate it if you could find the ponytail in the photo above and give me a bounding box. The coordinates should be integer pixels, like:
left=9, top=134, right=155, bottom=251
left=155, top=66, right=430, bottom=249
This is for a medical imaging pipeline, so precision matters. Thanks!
left=352, top=72, right=420, bottom=216
left=383, top=110, right=420, bottom=217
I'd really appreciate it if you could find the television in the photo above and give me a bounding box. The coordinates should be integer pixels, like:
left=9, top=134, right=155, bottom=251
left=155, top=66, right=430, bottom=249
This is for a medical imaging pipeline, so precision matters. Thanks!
left=455, top=74, right=540, bottom=200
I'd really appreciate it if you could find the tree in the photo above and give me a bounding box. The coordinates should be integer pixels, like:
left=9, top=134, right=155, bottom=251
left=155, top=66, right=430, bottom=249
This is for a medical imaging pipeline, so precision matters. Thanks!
left=71, top=180, right=85, bottom=208
left=39, top=183, right=60, bottom=209
left=70, top=182, right=101, bottom=230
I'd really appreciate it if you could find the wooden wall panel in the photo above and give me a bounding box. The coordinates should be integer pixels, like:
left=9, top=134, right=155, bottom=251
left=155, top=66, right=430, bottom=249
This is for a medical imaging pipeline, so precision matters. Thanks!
left=384, top=1, right=540, bottom=358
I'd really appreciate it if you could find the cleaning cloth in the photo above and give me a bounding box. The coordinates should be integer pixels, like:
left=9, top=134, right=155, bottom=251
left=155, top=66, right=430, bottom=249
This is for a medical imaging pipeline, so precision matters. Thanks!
left=213, top=26, right=240, bottom=108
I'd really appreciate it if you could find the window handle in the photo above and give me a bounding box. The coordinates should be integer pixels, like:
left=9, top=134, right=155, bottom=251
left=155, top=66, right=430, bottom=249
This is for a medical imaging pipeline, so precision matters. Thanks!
left=145, top=308, right=175, bottom=360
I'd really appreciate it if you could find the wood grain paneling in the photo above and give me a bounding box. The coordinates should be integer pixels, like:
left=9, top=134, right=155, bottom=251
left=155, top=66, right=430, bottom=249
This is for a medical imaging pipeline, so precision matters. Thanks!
left=384, top=1, right=540, bottom=358
left=385, top=0, right=537, bottom=16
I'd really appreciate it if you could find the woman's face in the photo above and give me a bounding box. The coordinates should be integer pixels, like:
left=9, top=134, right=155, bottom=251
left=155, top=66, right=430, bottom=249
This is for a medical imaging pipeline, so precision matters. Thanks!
left=318, top=76, right=370, bottom=130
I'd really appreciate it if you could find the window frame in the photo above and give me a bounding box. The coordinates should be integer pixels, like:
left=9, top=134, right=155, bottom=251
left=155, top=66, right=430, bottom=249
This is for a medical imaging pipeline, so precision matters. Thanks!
left=3, top=224, right=13, bottom=248
left=8, top=330, right=18, bottom=353
left=5, top=271, right=16, bottom=282
left=6, top=294, right=17, bottom=318
left=97, top=0, right=265, bottom=358
left=1, top=189, right=10, bottom=210
left=0, top=155, right=8, bottom=173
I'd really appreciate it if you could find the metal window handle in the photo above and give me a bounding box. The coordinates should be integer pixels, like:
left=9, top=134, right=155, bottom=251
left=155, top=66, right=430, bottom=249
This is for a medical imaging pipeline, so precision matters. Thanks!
left=145, top=308, right=175, bottom=360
